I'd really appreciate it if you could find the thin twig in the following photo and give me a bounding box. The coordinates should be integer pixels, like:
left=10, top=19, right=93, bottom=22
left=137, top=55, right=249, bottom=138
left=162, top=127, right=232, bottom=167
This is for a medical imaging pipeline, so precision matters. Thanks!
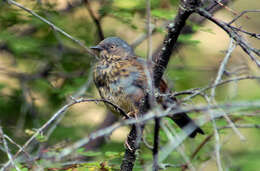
left=56, top=99, right=260, bottom=160
left=204, top=95, right=223, bottom=171
left=228, top=9, right=260, bottom=25
left=6, top=0, right=95, bottom=56
left=162, top=120, right=196, bottom=171
left=2, top=78, right=259, bottom=169
left=3, top=135, right=32, bottom=163
left=146, top=0, right=152, bottom=60
left=84, top=0, right=104, bottom=40
left=210, top=38, right=245, bottom=141
left=191, top=134, right=214, bottom=160
left=1, top=98, right=127, bottom=169
left=218, top=124, right=260, bottom=129
left=213, top=0, right=239, bottom=16
left=184, top=75, right=260, bottom=101
left=210, top=38, right=236, bottom=99
left=229, top=25, right=260, bottom=39
left=0, top=126, right=21, bottom=171
left=196, top=8, right=260, bottom=67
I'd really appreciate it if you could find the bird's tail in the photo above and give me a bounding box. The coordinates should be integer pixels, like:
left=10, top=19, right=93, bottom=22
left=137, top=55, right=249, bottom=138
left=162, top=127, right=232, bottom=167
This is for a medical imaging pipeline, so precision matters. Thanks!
left=169, top=113, right=204, bottom=138
left=158, top=79, right=204, bottom=138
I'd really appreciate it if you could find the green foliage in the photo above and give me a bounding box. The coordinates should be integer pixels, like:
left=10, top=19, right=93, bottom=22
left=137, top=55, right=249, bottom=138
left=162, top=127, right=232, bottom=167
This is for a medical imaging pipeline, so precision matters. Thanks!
left=77, top=148, right=102, bottom=157
left=10, top=163, right=28, bottom=171
left=178, top=34, right=200, bottom=45
left=151, top=9, right=176, bottom=20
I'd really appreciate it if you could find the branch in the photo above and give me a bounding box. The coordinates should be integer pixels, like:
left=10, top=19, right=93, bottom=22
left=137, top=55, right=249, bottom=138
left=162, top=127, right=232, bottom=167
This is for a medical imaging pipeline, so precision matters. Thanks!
left=196, top=7, right=260, bottom=67
left=228, top=25, right=260, bottom=39
left=228, top=9, right=260, bottom=25
left=1, top=98, right=127, bottom=170
left=203, top=95, right=223, bottom=171
left=210, top=38, right=236, bottom=99
left=0, top=126, right=21, bottom=171
left=84, top=0, right=104, bottom=41
left=190, top=134, right=213, bottom=160
left=120, top=124, right=144, bottom=171
left=161, top=120, right=195, bottom=171
left=6, top=0, right=95, bottom=56
left=210, top=38, right=245, bottom=141
left=153, top=0, right=201, bottom=87
left=131, top=0, right=232, bottom=51
left=56, top=100, right=260, bottom=160
left=183, top=75, right=260, bottom=101
left=152, top=118, right=160, bottom=171
left=218, top=124, right=260, bottom=129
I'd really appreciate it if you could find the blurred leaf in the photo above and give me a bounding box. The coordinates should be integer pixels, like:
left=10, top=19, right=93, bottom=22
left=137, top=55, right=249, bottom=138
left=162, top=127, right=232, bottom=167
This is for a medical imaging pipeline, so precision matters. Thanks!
left=36, top=133, right=48, bottom=142
left=192, top=24, right=216, bottom=34
left=151, top=9, right=176, bottom=20
left=77, top=150, right=102, bottom=157
left=105, top=151, right=121, bottom=157
left=178, top=34, right=200, bottom=45
left=113, top=0, right=143, bottom=10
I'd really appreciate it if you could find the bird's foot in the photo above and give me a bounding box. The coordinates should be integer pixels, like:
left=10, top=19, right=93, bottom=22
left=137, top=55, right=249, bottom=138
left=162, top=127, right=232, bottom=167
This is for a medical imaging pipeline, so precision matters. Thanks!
left=124, top=139, right=134, bottom=152
left=123, top=111, right=138, bottom=120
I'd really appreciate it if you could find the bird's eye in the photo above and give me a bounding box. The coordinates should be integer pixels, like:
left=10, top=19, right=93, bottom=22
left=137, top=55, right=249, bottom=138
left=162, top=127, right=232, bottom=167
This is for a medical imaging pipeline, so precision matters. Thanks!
left=110, top=45, right=116, bottom=49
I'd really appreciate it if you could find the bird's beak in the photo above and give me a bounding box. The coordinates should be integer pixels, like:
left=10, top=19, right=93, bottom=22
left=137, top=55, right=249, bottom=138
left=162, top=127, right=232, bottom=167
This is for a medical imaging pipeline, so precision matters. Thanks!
left=90, top=45, right=103, bottom=51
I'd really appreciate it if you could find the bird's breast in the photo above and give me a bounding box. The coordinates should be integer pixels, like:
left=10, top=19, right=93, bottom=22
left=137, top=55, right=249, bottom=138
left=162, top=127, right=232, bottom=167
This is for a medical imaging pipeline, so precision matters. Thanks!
left=93, top=59, right=142, bottom=113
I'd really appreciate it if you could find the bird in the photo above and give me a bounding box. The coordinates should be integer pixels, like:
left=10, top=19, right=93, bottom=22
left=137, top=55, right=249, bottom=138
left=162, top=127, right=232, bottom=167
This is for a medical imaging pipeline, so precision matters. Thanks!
left=91, top=37, right=204, bottom=138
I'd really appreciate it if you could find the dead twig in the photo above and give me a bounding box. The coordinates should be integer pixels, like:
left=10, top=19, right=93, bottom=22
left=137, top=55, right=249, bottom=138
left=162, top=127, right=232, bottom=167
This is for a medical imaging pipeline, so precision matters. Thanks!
left=228, top=9, right=260, bottom=25
left=196, top=8, right=260, bottom=67
left=0, top=126, right=21, bottom=171
left=84, top=0, right=104, bottom=40
left=5, top=0, right=95, bottom=56
left=1, top=98, right=127, bottom=169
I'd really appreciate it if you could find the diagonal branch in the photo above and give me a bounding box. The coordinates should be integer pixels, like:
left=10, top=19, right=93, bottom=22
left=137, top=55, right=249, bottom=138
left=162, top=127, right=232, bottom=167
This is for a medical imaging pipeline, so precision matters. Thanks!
left=210, top=38, right=245, bottom=141
left=1, top=98, right=127, bottom=170
left=228, top=9, right=260, bottom=25
left=153, top=0, right=201, bottom=87
left=84, top=0, right=104, bottom=41
left=54, top=99, right=260, bottom=161
left=5, top=0, right=95, bottom=56
left=0, top=126, right=21, bottom=171
left=196, top=7, right=260, bottom=67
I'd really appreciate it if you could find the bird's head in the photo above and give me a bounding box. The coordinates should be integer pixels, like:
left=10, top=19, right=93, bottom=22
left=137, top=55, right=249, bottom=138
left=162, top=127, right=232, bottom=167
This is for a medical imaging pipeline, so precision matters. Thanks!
left=91, top=37, right=134, bottom=60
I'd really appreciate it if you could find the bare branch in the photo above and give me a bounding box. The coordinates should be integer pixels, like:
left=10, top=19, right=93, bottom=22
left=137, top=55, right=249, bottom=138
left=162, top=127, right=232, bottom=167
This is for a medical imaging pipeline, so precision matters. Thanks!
left=218, top=124, right=260, bottom=129
left=0, top=127, right=21, bottom=171
left=210, top=38, right=245, bottom=141
left=191, top=134, right=214, bottom=160
left=3, top=135, right=32, bottom=162
left=55, top=100, right=260, bottom=160
left=6, top=0, right=95, bottom=56
left=210, top=38, right=236, bottom=99
left=153, top=0, right=201, bottom=87
left=196, top=8, right=260, bottom=67
left=162, top=120, right=195, bottom=171
left=229, top=25, right=260, bottom=39
left=120, top=124, right=144, bottom=171
left=228, top=9, right=260, bottom=25
left=204, top=95, right=223, bottom=171
left=84, top=0, right=104, bottom=40
left=152, top=118, right=160, bottom=171
left=183, top=75, right=260, bottom=101
left=146, top=0, right=152, bottom=60
left=1, top=98, right=127, bottom=169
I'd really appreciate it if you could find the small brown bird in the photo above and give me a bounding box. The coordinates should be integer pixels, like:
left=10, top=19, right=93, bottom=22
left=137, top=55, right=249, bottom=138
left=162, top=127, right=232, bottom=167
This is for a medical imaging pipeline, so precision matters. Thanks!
left=91, top=37, right=204, bottom=138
